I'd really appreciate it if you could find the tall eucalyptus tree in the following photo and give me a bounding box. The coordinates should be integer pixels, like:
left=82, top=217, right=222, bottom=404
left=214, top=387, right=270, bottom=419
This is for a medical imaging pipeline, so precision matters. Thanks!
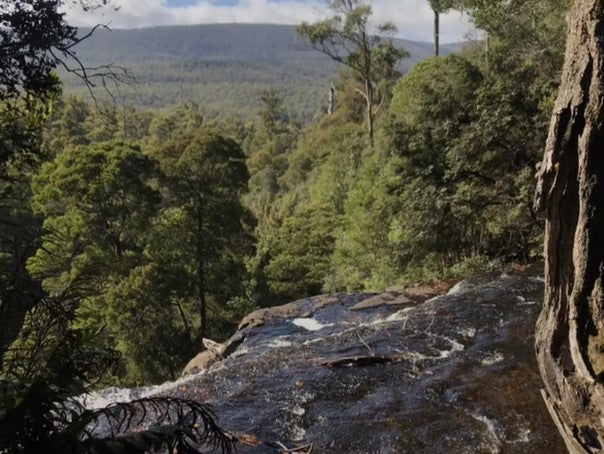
left=534, top=0, right=604, bottom=451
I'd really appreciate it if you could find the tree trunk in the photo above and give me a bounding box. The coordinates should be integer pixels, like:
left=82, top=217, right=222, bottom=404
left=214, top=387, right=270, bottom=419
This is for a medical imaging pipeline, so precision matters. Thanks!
left=365, top=78, right=374, bottom=146
left=328, top=83, right=335, bottom=115
left=485, top=33, right=490, bottom=68
left=434, top=9, right=440, bottom=57
left=196, top=205, right=207, bottom=337
left=534, top=1, right=604, bottom=452
left=199, top=268, right=207, bottom=337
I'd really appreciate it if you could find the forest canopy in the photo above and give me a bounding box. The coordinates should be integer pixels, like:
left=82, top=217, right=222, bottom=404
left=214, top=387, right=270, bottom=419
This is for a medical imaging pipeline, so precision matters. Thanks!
left=58, top=23, right=464, bottom=122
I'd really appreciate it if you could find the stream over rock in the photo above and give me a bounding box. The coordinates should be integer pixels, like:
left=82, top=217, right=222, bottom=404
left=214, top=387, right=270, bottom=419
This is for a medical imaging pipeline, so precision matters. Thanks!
left=83, top=272, right=565, bottom=453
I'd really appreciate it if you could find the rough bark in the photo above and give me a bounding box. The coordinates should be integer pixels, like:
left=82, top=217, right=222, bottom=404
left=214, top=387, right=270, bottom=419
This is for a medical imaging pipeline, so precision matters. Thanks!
left=534, top=0, right=604, bottom=452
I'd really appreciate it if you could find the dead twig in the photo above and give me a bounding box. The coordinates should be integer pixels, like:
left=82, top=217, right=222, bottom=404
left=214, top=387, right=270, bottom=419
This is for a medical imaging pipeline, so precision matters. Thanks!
left=276, top=441, right=314, bottom=453
left=356, top=333, right=373, bottom=355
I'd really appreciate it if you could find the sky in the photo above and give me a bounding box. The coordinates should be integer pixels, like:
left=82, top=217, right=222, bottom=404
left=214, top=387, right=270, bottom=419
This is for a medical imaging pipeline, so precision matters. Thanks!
left=64, top=0, right=476, bottom=43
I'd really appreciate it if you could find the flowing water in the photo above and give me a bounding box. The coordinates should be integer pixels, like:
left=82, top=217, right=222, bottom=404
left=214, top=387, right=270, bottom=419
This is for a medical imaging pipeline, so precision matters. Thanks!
left=83, top=272, right=564, bottom=453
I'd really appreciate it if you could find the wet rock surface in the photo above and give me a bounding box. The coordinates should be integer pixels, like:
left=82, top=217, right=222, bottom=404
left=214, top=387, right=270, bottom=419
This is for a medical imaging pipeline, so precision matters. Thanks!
left=88, top=272, right=565, bottom=453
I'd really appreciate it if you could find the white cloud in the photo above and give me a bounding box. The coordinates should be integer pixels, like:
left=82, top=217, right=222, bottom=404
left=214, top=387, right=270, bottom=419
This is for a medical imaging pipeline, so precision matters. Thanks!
left=371, top=0, right=474, bottom=43
left=64, top=0, right=475, bottom=43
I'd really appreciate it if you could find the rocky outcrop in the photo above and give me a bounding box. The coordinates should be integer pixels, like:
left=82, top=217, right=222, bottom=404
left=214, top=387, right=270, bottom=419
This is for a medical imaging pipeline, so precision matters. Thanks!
left=349, top=283, right=440, bottom=311
left=87, top=272, right=565, bottom=453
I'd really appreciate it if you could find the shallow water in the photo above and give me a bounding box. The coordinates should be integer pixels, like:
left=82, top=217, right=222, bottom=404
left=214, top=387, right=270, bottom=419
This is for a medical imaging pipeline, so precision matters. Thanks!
left=85, top=272, right=564, bottom=453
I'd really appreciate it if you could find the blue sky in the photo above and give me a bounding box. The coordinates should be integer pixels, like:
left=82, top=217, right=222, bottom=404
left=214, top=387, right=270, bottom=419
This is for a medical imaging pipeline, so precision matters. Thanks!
left=65, top=0, right=475, bottom=43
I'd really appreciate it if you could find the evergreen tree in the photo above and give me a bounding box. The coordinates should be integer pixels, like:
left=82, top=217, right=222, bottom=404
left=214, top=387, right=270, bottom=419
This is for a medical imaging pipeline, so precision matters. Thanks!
left=149, top=128, right=254, bottom=338
left=28, top=142, right=159, bottom=298
left=265, top=203, right=340, bottom=301
left=246, top=89, right=298, bottom=224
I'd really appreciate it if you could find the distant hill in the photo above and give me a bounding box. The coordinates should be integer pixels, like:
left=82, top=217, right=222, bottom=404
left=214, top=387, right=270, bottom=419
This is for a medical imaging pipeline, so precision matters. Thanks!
left=60, top=24, right=465, bottom=122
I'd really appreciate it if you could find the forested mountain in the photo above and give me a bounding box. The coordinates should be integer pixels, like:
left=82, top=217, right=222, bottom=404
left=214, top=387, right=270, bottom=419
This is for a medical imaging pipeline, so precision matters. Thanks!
left=60, top=24, right=464, bottom=121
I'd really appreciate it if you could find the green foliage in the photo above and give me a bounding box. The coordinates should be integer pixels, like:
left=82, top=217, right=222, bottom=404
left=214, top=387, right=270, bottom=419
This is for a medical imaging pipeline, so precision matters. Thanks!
left=59, top=24, right=461, bottom=123
left=264, top=203, right=340, bottom=301
left=0, top=3, right=239, bottom=449
left=49, top=97, right=92, bottom=149
left=297, top=1, right=408, bottom=140
left=106, top=263, right=198, bottom=382
left=247, top=94, right=367, bottom=301
left=259, top=0, right=569, bottom=293
left=0, top=98, right=55, bottom=168
left=246, top=90, right=299, bottom=222
left=390, top=56, right=482, bottom=129
left=28, top=142, right=159, bottom=297
left=0, top=0, right=70, bottom=101
left=2, top=0, right=572, bottom=396
left=0, top=94, right=65, bottom=374
left=0, top=297, right=233, bottom=454
left=258, top=88, right=289, bottom=134
left=328, top=0, right=568, bottom=287
left=337, top=51, right=545, bottom=285
left=428, top=0, right=458, bottom=13
left=148, top=126, right=255, bottom=340
left=46, top=96, right=155, bottom=151
left=329, top=154, right=397, bottom=291
left=26, top=124, right=256, bottom=384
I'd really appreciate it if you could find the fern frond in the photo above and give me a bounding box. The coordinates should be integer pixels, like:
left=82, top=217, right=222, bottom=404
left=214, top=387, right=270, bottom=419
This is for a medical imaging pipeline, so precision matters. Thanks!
left=79, top=397, right=234, bottom=454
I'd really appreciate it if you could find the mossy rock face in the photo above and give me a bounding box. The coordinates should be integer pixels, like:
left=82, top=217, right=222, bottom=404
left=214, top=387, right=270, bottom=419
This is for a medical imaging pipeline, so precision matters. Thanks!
left=91, top=272, right=565, bottom=453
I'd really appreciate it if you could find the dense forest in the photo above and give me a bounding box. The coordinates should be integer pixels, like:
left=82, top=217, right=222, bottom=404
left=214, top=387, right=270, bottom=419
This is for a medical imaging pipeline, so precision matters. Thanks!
left=2, top=0, right=570, bottom=384
left=0, top=0, right=581, bottom=452
left=59, top=24, right=464, bottom=120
